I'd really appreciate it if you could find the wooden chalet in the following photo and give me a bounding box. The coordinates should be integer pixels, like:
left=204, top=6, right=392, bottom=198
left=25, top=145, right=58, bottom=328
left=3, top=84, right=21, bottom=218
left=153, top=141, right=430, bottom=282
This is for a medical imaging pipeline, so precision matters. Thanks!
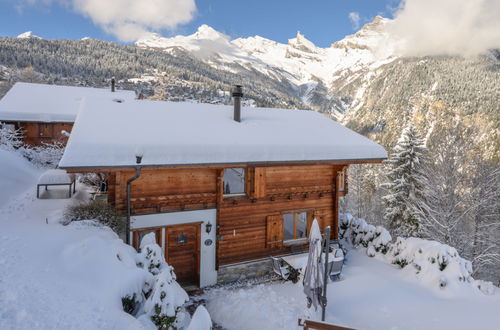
left=0, top=81, right=135, bottom=145
left=58, top=88, right=387, bottom=287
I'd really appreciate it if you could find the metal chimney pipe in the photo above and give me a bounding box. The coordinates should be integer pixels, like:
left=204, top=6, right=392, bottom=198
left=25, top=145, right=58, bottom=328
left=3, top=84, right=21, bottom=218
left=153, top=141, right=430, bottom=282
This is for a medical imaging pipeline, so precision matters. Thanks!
left=231, top=85, right=243, bottom=122
left=111, top=77, right=116, bottom=92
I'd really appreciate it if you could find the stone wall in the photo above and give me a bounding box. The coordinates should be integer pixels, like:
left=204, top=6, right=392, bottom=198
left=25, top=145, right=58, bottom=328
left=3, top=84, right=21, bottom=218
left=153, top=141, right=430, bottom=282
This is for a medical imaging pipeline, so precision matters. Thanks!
left=217, top=258, right=274, bottom=284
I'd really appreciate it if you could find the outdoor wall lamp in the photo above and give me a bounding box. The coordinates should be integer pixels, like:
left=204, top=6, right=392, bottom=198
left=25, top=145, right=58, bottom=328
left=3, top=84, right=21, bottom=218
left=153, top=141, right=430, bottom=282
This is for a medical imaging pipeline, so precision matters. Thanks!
left=206, top=221, right=213, bottom=234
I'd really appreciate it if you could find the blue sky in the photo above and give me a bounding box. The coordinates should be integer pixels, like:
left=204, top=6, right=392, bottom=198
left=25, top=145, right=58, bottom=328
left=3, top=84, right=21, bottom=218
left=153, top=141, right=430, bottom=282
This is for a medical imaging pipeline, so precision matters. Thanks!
left=0, top=0, right=399, bottom=47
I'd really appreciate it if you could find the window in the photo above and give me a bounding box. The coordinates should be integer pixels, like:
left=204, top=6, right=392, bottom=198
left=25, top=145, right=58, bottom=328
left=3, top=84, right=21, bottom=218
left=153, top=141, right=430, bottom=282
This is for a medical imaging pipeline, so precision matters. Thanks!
left=133, top=228, right=162, bottom=250
left=283, top=211, right=308, bottom=241
left=223, top=168, right=246, bottom=196
left=338, top=167, right=347, bottom=192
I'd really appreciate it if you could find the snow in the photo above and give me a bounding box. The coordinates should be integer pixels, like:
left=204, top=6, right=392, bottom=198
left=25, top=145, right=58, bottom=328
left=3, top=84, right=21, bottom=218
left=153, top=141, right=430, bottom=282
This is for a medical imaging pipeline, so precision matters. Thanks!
left=1, top=149, right=498, bottom=329
left=0, top=149, right=42, bottom=208
left=0, top=82, right=136, bottom=123
left=16, top=31, right=41, bottom=39
left=186, top=305, right=212, bottom=330
left=59, top=99, right=387, bottom=168
left=38, top=169, right=75, bottom=185
left=136, top=17, right=397, bottom=90
left=0, top=151, right=150, bottom=329
left=204, top=250, right=500, bottom=330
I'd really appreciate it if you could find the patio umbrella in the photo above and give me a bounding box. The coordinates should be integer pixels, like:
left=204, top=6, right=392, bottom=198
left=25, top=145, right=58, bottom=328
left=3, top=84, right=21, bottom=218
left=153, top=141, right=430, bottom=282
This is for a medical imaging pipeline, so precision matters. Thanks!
left=303, top=219, right=323, bottom=311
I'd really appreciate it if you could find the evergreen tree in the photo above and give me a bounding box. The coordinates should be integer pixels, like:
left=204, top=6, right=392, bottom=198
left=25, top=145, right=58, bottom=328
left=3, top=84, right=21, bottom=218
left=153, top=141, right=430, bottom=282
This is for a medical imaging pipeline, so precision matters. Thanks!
left=382, top=124, right=426, bottom=237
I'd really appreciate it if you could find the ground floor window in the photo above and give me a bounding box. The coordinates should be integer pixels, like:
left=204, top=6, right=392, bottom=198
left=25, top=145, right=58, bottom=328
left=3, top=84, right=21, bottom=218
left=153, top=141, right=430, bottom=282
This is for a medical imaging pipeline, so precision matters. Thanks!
left=132, top=227, right=162, bottom=250
left=283, top=211, right=308, bottom=241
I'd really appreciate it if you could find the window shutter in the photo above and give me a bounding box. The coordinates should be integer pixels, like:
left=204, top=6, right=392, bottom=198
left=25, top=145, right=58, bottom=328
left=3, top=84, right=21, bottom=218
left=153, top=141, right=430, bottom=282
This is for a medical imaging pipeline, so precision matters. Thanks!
left=254, top=167, right=266, bottom=198
left=266, top=215, right=283, bottom=248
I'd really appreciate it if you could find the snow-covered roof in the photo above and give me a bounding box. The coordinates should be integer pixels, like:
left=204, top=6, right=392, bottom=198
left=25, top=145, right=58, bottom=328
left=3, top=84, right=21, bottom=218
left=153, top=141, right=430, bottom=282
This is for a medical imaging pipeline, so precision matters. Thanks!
left=59, top=98, right=387, bottom=168
left=0, top=82, right=136, bottom=123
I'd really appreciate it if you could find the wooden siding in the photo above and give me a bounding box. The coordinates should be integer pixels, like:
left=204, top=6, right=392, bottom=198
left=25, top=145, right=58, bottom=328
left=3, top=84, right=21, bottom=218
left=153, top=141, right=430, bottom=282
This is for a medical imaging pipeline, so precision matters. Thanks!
left=107, top=164, right=345, bottom=266
left=3, top=121, right=73, bottom=146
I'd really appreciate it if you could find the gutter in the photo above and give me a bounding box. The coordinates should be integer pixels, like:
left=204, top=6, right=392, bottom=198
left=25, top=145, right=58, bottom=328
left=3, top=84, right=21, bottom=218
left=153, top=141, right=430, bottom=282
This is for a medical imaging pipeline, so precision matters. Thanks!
left=125, top=156, right=142, bottom=244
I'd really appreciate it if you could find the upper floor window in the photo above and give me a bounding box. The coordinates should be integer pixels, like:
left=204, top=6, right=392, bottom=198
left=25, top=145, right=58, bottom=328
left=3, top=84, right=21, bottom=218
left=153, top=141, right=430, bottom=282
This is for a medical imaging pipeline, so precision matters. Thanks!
left=223, top=168, right=246, bottom=196
left=283, top=211, right=308, bottom=241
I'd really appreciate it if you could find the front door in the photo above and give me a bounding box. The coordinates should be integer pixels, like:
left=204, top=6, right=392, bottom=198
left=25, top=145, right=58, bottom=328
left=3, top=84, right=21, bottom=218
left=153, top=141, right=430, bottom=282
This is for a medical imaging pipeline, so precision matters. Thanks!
left=165, top=223, right=200, bottom=286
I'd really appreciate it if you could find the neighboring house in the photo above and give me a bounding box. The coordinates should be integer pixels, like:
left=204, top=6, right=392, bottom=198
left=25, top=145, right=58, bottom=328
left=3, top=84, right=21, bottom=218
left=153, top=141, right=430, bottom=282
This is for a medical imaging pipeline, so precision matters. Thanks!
left=58, top=88, right=387, bottom=287
left=0, top=82, right=136, bottom=145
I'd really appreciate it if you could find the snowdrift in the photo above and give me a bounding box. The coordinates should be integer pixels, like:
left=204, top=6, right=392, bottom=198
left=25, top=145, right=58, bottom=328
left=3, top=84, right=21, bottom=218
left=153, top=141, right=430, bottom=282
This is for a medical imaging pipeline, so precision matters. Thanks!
left=340, top=214, right=497, bottom=295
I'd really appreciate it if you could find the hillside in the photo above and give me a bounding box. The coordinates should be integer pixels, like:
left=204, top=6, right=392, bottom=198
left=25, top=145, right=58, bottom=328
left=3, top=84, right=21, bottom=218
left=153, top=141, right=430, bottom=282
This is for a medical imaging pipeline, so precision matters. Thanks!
left=1, top=17, right=498, bottom=155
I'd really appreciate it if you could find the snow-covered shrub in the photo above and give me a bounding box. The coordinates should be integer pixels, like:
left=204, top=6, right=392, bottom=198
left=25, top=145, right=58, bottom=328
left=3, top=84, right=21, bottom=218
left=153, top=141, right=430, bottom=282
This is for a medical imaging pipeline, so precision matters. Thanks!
left=137, top=233, right=167, bottom=276
left=64, top=200, right=122, bottom=232
left=136, top=233, right=192, bottom=329
left=341, top=214, right=392, bottom=255
left=143, top=266, right=190, bottom=329
left=341, top=213, right=497, bottom=293
left=0, top=122, right=24, bottom=151
left=389, top=237, right=474, bottom=290
left=20, top=141, right=64, bottom=168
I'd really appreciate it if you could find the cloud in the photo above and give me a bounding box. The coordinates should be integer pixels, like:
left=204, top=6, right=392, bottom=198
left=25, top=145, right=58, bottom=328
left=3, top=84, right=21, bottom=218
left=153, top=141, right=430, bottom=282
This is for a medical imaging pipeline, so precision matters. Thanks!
left=348, top=12, right=360, bottom=30
left=17, top=0, right=197, bottom=41
left=388, top=0, right=500, bottom=56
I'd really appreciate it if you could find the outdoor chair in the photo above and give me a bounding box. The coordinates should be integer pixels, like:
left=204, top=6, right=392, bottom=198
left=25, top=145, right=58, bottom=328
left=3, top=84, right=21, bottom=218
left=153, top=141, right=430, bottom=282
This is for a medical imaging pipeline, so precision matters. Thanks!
left=271, top=256, right=290, bottom=280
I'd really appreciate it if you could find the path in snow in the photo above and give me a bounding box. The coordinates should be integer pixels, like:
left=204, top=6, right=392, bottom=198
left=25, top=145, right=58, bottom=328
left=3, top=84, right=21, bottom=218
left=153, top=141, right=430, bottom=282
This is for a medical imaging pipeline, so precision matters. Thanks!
left=204, top=250, right=500, bottom=330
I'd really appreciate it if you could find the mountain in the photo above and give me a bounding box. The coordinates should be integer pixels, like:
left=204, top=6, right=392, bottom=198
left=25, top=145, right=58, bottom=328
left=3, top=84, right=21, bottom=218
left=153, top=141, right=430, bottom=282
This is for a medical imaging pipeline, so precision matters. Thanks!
left=0, top=17, right=498, bottom=158
left=135, top=17, right=396, bottom=115
left=16, top=31, right=41, bottom=39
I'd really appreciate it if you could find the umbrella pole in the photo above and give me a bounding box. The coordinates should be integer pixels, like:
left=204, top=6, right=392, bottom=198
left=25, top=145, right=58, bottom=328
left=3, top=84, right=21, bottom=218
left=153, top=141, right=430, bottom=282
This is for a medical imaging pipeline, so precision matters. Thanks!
left=321, top=226, right=331, bottom=321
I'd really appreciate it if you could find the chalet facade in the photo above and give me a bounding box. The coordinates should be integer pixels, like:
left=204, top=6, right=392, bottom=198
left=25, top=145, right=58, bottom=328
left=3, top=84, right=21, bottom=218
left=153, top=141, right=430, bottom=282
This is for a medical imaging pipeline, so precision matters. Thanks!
left=0, top=82, right=135, bottom=145
left=58, top=89, right=387, bottom=287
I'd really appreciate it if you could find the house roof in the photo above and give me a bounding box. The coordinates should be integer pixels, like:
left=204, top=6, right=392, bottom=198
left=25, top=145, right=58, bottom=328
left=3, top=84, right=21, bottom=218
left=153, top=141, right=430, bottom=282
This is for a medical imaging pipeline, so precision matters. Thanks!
left=0, top=82, right=136, bottom=123
left=59, top=98, right=387, bottom=169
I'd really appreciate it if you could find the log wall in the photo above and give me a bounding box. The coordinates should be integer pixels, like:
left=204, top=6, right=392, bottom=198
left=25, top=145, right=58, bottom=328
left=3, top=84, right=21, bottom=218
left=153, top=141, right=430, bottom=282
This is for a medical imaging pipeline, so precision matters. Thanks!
left=3, top=121, right=73, bottom=146
left=109, top=164, right=347, bottom=266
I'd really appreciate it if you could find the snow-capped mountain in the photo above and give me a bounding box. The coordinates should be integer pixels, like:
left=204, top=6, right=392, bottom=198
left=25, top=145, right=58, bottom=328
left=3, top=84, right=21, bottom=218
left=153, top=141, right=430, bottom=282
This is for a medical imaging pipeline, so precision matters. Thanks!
left=17, top=31, right=41, bottom=39
left=136, top=17, right=396, bottom=111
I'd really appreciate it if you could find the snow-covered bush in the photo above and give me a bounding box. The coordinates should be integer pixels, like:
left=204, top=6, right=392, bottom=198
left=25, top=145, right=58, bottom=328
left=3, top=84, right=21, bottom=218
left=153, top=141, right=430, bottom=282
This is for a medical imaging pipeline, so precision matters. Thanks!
left=20, top=141, right=65, bottom=168
left=0, top=122, right=24, bottom=151
left=137, top=233, right=167, bottom=276
left=137, top=233, right=191, bottom=329
left=64, top=200, right=122, bottom=232
left=341, top=214, right=391, bottom=255
left=341, top=213, right=495, bottom=294
left=143, top=267, right=190, bottom=329
left=389, top=237, right=474, bottom=289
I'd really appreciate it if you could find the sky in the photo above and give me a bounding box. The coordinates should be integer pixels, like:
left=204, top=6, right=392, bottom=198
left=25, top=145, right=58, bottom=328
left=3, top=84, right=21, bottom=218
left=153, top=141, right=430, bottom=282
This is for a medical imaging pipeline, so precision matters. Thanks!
left=0, top=0, right=399, bottom=47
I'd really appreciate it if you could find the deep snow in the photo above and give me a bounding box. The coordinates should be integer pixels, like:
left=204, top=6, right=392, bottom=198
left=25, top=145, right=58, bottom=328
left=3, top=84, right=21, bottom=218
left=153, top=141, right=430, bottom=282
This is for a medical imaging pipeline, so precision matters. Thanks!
left=204, top=250, right=500, bottom=330
left=1, top=149, right=499, bottom=329
left=59, top=99, right=387, bottom=168
left=0, top=152, right=148, bottom=329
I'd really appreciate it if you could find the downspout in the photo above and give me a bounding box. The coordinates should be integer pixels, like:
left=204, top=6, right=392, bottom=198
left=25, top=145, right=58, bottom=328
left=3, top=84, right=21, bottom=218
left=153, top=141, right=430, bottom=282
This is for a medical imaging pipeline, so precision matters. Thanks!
left=126, top=155, right=142, bottom=244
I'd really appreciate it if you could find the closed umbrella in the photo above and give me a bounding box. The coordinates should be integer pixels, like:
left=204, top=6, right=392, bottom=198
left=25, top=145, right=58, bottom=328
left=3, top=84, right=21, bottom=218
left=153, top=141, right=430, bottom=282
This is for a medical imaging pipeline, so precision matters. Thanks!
left=303, top=219, right=323, bottom=311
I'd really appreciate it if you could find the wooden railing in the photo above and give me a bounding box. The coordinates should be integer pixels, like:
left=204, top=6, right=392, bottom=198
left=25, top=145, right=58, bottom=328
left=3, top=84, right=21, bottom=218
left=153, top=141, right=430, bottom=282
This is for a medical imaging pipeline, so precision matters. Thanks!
left=298, top=318, right=355, bottom=330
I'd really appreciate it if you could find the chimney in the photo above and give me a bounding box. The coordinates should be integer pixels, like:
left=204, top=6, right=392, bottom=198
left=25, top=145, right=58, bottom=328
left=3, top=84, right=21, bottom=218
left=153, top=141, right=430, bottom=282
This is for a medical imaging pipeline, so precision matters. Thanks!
left=231, top=85, right=243, bottom=122
left=111, top=77, right=116, bottom=92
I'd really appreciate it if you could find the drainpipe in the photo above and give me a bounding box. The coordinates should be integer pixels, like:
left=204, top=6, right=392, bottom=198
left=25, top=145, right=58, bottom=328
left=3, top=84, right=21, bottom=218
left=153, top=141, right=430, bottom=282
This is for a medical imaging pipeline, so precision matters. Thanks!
left=126, top=155, right=142, bottom=244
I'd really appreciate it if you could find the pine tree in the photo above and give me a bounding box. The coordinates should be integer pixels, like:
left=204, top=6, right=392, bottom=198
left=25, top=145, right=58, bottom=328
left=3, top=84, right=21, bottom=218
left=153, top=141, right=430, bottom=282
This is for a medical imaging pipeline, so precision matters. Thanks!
left=382, top=124, right=427, bottom=237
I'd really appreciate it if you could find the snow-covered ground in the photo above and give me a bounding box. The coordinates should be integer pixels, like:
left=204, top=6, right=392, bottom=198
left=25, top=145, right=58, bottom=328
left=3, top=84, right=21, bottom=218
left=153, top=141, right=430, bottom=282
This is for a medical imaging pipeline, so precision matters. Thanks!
left=0, top=151, right=147, bottom=329
left=205, top=251, right=500, bottom=330
left=1, top=149, right=499, bottom=329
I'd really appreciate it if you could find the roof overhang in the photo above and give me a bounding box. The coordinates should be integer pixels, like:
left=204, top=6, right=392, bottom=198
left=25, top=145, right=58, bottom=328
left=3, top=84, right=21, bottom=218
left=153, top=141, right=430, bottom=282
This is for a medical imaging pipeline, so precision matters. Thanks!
left=60, top=157, right=386, bottom=172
